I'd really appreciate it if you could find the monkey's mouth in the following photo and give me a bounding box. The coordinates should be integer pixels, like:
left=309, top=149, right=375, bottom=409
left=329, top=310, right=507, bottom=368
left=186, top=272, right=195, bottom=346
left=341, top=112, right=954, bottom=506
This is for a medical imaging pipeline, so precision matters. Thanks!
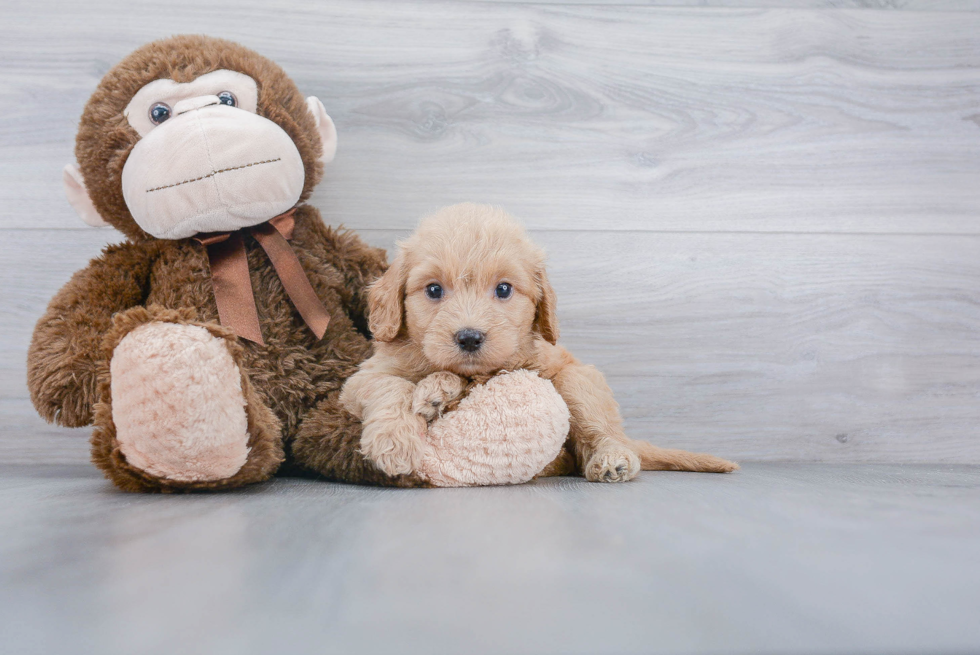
left=145, top=157, right=282, bottom=193
left=122, top=105, right=307, bottom=240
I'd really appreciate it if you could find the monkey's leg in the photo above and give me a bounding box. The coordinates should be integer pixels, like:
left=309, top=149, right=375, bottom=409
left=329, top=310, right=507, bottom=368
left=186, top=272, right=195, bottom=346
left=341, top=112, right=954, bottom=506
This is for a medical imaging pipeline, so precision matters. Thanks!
left=91, top=306, right=284, bottom=492
left=290, top=392, right=426, bottom=488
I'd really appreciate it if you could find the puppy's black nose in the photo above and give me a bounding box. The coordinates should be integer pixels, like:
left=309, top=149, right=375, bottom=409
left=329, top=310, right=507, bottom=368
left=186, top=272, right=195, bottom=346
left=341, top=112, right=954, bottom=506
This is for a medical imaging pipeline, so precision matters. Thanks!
left=455, top=328, right=485, bottom=353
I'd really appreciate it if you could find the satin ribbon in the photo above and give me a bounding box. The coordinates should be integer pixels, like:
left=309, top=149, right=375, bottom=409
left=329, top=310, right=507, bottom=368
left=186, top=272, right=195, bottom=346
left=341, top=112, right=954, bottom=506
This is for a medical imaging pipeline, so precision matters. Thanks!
left=194, top=209, right=330, bottom=346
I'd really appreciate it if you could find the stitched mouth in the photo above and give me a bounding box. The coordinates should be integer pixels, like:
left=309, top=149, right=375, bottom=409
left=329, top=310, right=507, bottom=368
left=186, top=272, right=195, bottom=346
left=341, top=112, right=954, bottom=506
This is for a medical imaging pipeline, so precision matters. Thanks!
left=145, top=157, right=282, bottom=193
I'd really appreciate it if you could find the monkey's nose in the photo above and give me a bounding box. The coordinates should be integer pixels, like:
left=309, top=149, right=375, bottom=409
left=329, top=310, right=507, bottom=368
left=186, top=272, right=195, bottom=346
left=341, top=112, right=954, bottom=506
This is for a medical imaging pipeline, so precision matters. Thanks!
left=173, top=95, right=221, bottom=116
left=455, top=329, right=485, bottom=353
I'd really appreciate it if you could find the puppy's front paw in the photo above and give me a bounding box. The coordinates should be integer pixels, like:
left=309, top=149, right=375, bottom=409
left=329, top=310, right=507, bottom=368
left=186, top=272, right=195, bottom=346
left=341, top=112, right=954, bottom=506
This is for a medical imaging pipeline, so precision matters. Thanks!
left=360, top=415, right=427, bottom=477
left=412, top=371, right=467, bottom=422
left=585, top=446, right=641, bottom=483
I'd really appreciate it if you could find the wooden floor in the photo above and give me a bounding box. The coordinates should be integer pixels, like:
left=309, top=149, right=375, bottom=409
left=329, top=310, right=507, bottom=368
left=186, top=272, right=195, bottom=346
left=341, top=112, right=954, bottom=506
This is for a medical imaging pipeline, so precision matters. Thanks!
left=1, top=462, right=978, bottom=655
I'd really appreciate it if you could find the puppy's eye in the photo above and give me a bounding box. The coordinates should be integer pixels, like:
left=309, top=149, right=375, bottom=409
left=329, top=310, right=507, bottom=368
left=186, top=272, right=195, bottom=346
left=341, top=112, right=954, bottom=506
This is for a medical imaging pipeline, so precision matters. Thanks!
left=149, top=102, right=172, bottom=124
left=424, top=283, right=443, bottom=300
left=217, top=91, right=237, bottom=107
left=495, top=282, right=513, bottom=299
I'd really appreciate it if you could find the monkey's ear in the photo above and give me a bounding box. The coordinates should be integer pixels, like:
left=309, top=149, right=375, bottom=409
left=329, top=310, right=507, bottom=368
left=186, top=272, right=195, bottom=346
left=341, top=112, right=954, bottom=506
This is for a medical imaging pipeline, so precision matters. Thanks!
left=63, top=164, right=109, bottom=227
left=306, top=96, right=338, bottom=165
left=367, top=254, right=406, bottom=342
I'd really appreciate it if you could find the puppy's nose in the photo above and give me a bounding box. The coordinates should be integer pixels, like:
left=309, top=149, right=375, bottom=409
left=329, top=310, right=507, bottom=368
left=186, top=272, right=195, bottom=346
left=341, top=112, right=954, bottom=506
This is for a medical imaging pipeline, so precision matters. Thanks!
left=455, top=328, right=485, bottom=353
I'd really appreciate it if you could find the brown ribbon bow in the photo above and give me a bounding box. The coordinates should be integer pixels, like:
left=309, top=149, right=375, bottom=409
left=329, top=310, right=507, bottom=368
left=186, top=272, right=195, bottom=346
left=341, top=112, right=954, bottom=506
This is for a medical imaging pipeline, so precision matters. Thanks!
left=194, top=209, right=330, bottom=345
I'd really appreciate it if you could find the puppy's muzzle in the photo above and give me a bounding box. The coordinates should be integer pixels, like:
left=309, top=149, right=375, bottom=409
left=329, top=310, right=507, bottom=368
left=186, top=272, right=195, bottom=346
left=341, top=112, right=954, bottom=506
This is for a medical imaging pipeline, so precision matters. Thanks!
left=455, top=328, right=485, bottom=353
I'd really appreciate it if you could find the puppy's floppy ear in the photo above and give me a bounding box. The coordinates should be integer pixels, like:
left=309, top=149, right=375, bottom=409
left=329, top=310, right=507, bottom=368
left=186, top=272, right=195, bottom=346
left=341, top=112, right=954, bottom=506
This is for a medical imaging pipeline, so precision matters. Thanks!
left=533, top=267, right=559, bottom=345
left=368, top=253, right=406, bottom=342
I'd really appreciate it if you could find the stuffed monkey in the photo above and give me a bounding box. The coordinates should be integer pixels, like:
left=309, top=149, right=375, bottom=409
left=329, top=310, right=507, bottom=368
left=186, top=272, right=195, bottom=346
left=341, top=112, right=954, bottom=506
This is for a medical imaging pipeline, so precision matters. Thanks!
left=26, top=35, right=434, bottom=491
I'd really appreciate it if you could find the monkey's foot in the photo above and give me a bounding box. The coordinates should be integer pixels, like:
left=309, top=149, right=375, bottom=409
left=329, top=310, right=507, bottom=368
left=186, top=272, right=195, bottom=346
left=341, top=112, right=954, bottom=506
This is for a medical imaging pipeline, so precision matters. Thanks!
left=109, top=322, right=253, bottom=482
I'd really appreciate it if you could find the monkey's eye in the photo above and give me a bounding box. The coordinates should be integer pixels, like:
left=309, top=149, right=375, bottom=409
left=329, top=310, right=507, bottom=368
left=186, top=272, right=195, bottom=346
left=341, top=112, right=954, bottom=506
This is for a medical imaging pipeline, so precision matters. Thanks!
left=424, top=283, right=443, bottom=300
left=148, top=102, right=172, bottom=125
left=217, top=91, right=237, bottom=107
left=495, top=283, right=513, bottom=299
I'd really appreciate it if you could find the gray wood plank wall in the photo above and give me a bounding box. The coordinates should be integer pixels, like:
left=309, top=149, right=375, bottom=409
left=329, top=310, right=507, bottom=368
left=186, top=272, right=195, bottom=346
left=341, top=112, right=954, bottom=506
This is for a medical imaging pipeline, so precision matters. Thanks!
left=2, top=0, right=979, bottom=464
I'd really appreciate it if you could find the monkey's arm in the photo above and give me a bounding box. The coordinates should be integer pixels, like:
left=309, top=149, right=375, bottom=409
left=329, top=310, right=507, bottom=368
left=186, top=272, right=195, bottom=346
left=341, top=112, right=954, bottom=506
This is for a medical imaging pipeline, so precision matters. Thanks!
left=27, top=240, right=156, bottom=427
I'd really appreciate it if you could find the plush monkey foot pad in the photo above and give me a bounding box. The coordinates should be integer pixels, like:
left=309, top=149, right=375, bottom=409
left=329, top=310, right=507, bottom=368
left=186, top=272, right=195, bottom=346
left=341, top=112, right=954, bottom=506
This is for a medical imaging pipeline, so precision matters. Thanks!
left=417, top=370, right=570, bottom=487
left=110, top=322, right=251, bottom=482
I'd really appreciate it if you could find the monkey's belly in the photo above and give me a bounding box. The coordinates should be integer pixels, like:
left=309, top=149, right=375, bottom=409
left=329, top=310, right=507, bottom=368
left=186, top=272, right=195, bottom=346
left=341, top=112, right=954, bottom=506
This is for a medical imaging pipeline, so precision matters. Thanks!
left=142, top=249, right=370, bottom=441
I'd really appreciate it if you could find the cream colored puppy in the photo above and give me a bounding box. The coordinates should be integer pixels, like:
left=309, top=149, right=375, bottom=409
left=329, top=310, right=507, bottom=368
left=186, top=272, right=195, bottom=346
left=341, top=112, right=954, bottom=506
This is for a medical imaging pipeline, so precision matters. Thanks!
left=340, top=203, right=738, bottom=481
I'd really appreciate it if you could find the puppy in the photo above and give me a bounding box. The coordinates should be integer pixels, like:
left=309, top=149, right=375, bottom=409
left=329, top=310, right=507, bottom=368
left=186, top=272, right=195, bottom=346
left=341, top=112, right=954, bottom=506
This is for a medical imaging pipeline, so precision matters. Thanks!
left=340, top=203, right=738, bottom=481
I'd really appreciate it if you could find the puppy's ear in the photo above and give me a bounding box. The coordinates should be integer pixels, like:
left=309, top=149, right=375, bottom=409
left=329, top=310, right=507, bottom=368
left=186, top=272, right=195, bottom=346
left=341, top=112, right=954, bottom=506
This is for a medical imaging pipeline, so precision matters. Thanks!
left=368, top=254, right=405, bottom=342
left=533, top=267, right=559, bottom=345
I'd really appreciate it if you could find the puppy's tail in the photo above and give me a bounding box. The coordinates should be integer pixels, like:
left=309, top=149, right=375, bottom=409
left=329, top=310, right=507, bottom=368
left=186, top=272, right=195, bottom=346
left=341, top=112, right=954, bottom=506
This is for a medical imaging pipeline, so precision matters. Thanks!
left=628, top=439, right=739, bottom=473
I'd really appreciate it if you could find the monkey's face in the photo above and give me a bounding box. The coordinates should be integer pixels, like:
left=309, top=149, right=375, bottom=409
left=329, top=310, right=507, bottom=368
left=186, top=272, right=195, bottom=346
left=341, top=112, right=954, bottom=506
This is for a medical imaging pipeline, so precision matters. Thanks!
left=67, top=36, right=337, bottom=241
left=121, top=70, right=305, bottom=239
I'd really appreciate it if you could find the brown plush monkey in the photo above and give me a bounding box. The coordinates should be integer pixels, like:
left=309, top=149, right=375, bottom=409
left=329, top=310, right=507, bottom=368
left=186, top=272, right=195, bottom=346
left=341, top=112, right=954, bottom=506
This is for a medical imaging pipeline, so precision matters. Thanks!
left=27, top=35, right=423, bottom=491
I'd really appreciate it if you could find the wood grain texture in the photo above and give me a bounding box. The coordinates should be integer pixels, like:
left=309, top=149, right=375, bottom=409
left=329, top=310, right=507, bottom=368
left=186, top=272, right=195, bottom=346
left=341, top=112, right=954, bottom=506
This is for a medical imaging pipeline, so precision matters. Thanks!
left=460, top=0, right=980, bottom=8
left=3, top=463, right=980, bottom=654
left=0, top=401, right=90, bottom=466
left=5, top=228, right=978, bottom=464
left=1, top=2, right=980, bottom=233
left=2, top=1, right=978, bottom=464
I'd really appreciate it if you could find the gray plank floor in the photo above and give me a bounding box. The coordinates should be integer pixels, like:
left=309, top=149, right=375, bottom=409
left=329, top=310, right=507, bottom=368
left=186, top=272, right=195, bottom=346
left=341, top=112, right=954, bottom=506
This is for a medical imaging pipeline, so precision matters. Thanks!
left=2, top=463, right=979, bottom=655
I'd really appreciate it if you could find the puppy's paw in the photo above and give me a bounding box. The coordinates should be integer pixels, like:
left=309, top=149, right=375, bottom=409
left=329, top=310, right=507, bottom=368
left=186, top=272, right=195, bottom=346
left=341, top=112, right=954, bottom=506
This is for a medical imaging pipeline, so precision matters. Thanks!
left=585, top=446, right=641, bottom=483
left=412, top=372, right=467, bottom=423
left=361, top=415, right=427, bottom=476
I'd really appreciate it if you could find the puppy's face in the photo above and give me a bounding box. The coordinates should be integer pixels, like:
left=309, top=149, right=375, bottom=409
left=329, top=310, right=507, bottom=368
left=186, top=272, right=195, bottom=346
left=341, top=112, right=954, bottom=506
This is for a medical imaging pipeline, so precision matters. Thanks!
left=403, top=242, right=537, bottom=375
left=369, top=204, right=558, bottom=376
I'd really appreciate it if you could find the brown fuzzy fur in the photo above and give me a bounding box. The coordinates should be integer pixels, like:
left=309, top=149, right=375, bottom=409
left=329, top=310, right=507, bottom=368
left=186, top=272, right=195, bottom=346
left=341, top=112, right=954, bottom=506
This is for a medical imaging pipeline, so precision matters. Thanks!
left=342, top=204, right=738, bottom=481
left=27, top=35, right=421, bottom=491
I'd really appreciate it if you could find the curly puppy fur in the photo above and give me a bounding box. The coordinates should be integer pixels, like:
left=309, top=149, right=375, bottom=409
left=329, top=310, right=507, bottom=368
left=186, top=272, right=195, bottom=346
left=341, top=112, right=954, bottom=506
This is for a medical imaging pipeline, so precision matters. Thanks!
left=341, top=203, right=738, bottom=481
left=27, top=36, right=422, bottom=490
